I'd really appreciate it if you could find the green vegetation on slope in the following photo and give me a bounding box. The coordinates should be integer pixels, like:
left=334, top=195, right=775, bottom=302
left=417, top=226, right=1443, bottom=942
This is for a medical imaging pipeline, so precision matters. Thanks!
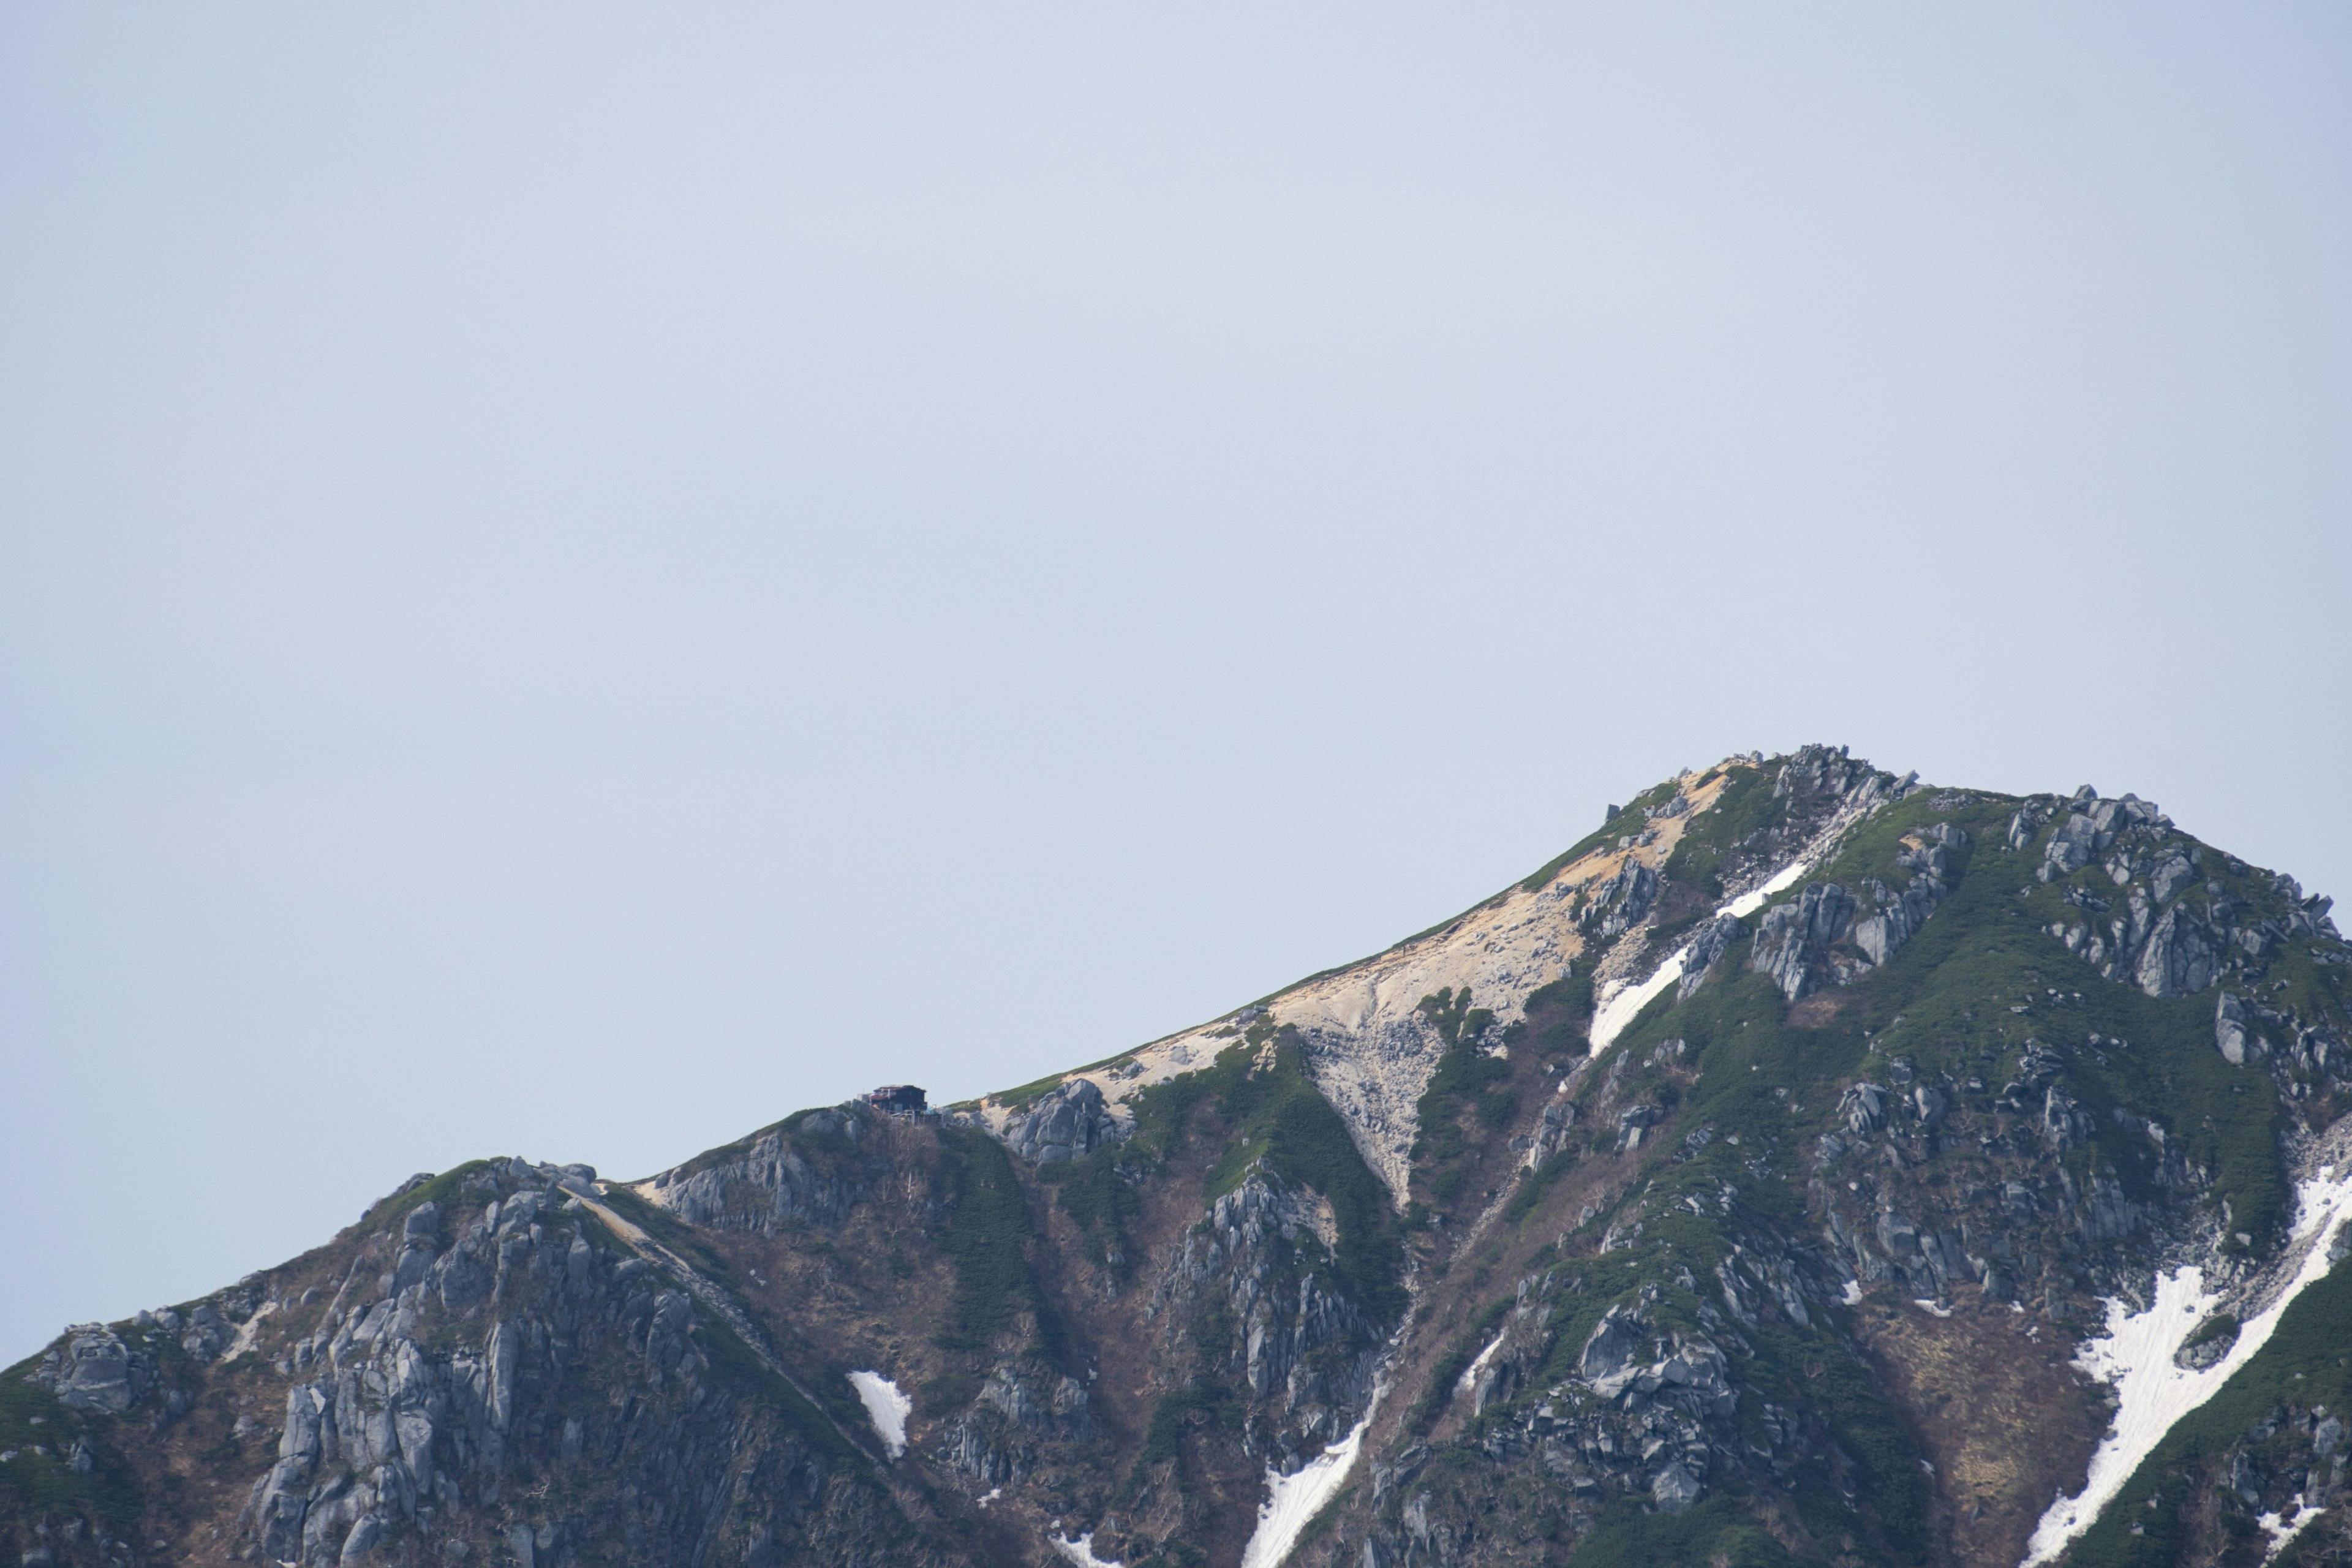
left=933, top=1125, right=1075, bottom=1365
left=1411, top=987, right=1513, bottom=1209
left=1204, top=1030, right=1409, bottom=1324
left=0, top=1368, right=141, bottom=1532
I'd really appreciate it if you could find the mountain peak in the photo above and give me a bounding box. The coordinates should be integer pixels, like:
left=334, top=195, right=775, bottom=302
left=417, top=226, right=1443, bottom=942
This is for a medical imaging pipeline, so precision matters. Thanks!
left=10, top=746, right=2351, bottom=1568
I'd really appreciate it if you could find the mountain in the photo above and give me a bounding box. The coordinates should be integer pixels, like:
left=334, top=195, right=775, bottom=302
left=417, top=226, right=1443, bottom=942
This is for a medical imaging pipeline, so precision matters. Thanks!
left=10, top=745, right=2352, bottom=1568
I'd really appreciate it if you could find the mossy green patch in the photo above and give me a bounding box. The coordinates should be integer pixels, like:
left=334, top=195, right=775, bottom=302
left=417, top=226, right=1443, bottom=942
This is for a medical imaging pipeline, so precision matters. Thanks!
left=932, top=1126, right=1072, bottom=1364
left=366, top=1158, right=499, bottom=1232
left=1411, top=987, right=1513, bottom=1210
left=0, top=1370, right=141, bottom=1532
left=1569, top=1495, right=1796, bottom=1567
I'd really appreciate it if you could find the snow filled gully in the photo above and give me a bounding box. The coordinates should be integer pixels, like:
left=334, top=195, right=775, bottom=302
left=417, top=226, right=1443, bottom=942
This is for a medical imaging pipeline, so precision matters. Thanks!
left=845, top=1370, right=910, bottom=1460
left=1237, top=1389, right=1387, bottom=1568
left=1588, top=858, right=1812, bottom=1053
left=2021, top=1163, right=2352, bottom=1566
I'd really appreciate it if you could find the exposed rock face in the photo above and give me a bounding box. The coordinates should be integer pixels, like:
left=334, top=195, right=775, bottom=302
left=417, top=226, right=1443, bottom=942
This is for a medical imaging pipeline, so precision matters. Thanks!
left=1153, top=1169, right=1379, bottom=1446
left=37, top=1153, right=943, bottom=1568
left=1747, top=882, right=1856, bottom=1000
left=1676, top=914, right=1744, bottom=1000
left=2138, top=903, right=2220, bottom=998
left=1578, top=861, right=1659, bottom=940
left=1839, top=1080, right=1888, bottom=1136
left=641, top=1110, right=867, bottom=1232
left=2217, top=990, right=2260, bottom=1065
left=29, top=1327, right=147, bottom=1417
left=1000, top=1078, right=1121, bottom=1164
left=1852, top=823, right=1967, bottom=968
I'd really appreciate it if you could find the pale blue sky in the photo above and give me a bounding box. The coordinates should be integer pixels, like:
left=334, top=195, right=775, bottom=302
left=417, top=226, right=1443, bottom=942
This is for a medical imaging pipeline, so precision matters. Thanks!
left=4, top=4, right=2347, bottom=1364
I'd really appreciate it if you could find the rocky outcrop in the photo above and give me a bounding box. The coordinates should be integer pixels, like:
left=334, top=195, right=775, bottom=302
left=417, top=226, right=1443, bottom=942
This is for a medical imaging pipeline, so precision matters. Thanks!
left=2137, top=903, right=2220, bottom=998
left=999, top=1078, right=1121, bottom=1164
left=2217, top=991, right=2261, bottom=1065
left=190, top=1159, right=926, bottom=1568
left=1851, top=823, right=1967, bottom=969
left=2034, top=793, right=2166, bottom=883
left=1747, top=883, right=1855, bottom=1001
left=1577, top=861, right=1659, bottom=941
left=28, top=1327, right=148, bottom=1417
left=1152, top=1169, right=1384, bottom=1452
left=641, top=1110, right=870, bottom=1232
left=1676, top=914, right=1744, bottom=1000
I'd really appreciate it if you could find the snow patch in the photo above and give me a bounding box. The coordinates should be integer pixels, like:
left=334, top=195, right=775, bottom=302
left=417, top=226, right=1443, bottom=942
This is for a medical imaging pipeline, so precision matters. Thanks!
left=1912, top=1298, right=1953, bottom=1319
left=1052, top=1532, right=1125, bottom=1567
left=1239, top=1393, right=1384, bottom=1568
left=2260, top=1496, right=2326, bottom=1562
left=1589, top=858, right=1812, bottom=1054
left=846, top=1371, right=911, bottom=1459
left=2021, top=1164, right=2352, bottom=1566
left=1456, top=1330, right=1509, bottom=1398
left=217, top=1300, right=277, bottom=1363
left=1724, top=858, right=1812, bottom=918
left=1841, top=1281, right=1864, bottom=1306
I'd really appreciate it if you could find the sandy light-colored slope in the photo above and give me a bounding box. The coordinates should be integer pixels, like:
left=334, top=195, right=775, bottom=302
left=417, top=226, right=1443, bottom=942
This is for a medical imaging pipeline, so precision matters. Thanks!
left=973, top=764, right=1744, bottom=1204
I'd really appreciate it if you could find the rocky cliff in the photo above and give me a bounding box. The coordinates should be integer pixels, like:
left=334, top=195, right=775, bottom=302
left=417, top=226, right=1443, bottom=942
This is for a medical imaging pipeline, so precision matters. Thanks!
left=10, top=746, right=2352, bottom=1568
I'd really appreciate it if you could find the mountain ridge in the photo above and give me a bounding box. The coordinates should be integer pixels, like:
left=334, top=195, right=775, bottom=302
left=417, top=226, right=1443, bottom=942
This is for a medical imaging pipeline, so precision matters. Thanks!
left=11, top=745, right=2352, bottom=1568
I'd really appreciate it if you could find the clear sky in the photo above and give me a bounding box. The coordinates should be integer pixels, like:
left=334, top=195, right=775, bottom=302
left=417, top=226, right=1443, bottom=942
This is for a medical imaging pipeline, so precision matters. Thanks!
left=3, top=4, right=2347, bottom=1366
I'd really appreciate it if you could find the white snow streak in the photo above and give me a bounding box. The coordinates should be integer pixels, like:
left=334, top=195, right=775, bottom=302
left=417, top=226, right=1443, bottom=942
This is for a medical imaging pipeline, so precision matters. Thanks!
left=1052, top=1532, right=1125, bottom=1567
left=1588, top=859, right=1811, bottom=1054
left=2021, top=1165, right=2352, bottom=1566
left=1725, top=858, right=1812, bottom=919
left=1841, top=1281, right=1863, bottom=1306
left=1238, top=1395, right=1384, bottom=1568
left=846, top=1371, right=911, bottom=1459
left=1456, top=1330, right=1509, bottom=1398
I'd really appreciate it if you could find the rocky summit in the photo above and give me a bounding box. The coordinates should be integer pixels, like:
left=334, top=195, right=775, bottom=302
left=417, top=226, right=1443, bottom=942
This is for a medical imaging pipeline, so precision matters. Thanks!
left=12, top=747, right=2352, bottom=1568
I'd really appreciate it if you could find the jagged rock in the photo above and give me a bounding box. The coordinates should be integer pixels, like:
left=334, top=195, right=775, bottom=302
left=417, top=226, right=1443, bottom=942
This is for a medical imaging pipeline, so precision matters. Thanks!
left=1677, top=914, right=1744, bottom=999
left=2040, top=812, right=2104, bottom=878
left=1616, top=1104, right=1663, bottom=1152
left=2041, top=1086, right=2093, bottom=1150
left=1152, top=1166, right=1381, bottom=1440
left=33, top=1324, right=147, bottom=1415
left=2216, top=991, right=2257, bottom=1065
left=1578, top=861, right=1659, bottom=940
left=2150, top=850, right=2199, bottom=904
left=1747, top=883, right=1855, bottom=1000
left=1575, top=1307, right=1648, bottom=1396
left=1650, top=1460, right=1703, bottom=1512
left=641, top=1116, right=867, bottom=1231
left=1852, top=822, right=1965, bottom=970
left=1525, top=1098, right=1577, bottom=1167
left=1838, top=1082, right=1888, bottom=1136
left=20, top=747, right=2350, bottom=1568
left=2136, top=904, right=2218, bottom=998
left=1002, top=1077, right=1121, bottom=1164
left=2006, top=806, right=2043, bottom=851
